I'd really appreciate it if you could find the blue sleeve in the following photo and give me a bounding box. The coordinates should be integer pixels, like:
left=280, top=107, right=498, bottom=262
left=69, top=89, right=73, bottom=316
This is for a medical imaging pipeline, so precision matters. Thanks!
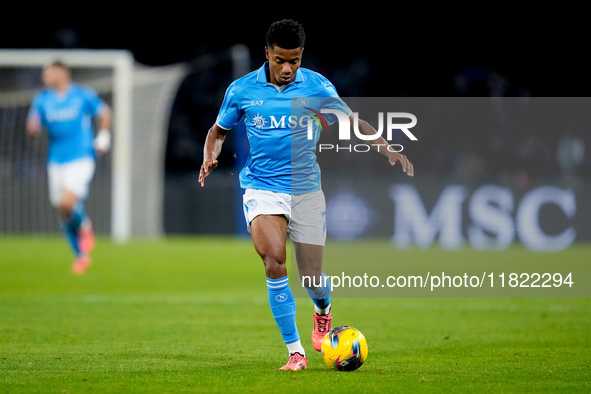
left=319, top=79, right=352, bottom=125
left=216, top=82, right=243, bottom=130
left=27, top=93, right=44, bottom=125
left=82, top=87, right=106, bottom=118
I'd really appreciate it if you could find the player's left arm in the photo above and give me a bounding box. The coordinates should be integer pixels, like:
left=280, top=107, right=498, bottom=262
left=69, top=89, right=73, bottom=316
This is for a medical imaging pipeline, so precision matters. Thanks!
left=93, top=105, right=112, bottom=156
left=83, top=87, right=112, bottom=156
left=320, top=78, right=413, bottom=176
left=351, top=114, right=414, bottom=177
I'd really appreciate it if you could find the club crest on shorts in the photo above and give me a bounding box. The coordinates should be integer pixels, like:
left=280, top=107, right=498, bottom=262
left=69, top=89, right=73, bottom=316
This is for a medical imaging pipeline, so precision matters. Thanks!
left=246, top=199, right=258, bottom=211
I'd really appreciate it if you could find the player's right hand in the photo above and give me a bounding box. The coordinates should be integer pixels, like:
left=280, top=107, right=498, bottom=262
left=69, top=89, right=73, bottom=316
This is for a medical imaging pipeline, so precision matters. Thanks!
left=25, top=116, right=41, bottom=138
left=199, top=160, right=218, bottom=187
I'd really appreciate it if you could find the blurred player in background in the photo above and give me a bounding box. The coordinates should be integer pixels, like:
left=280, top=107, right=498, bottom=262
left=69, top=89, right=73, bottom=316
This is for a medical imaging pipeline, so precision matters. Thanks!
left=26, top=61, right=112, bottom=274
left=200, top=20, right=413, bottom=370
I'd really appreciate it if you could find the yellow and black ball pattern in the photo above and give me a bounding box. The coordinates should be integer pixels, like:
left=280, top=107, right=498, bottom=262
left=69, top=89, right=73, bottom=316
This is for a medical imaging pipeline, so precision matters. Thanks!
left=321, top=325, right=368, bottom=371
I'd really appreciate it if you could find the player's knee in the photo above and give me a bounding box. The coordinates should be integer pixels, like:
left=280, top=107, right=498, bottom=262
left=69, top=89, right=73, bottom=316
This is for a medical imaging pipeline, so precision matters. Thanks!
left=260, top=251, right=286, bottom=277
left=265, top=263, right=286, bottom=278
left=57, top=200, right=75, bottom=219
left=57, top=191, right=78, bottom=218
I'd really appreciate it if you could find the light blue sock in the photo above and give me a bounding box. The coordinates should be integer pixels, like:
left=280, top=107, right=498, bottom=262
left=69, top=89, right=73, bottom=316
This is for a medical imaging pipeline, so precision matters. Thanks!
left=60, top=221, right=82, bottom=257
left=266, top=276, right=300, bottom=345
left=60, top=202, right=87, bottom=257
left=305, top=272, right=331, bottom=311
left=67, top=202, right=87, bottom=232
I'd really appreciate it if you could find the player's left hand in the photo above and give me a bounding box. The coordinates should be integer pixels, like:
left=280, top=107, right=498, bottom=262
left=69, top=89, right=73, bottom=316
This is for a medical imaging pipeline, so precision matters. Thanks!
left=93, top=129, right=111, bottom=156
left=388, top=152, right=414, bottom=177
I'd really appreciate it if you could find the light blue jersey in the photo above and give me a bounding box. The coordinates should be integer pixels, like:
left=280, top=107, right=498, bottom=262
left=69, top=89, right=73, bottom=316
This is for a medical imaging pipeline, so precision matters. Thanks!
left=28, top=83, right=106, bottom=164
left=216, top=62, right=350, bottom=194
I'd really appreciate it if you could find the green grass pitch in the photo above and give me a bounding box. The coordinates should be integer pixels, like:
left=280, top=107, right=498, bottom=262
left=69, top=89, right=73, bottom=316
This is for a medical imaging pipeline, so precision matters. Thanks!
left=0, top=236, right=590, bottom=393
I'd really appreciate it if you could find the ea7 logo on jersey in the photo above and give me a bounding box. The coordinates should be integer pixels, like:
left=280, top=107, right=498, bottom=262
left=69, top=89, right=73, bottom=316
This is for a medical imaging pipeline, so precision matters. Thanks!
left=251, top=100, right=264, bottom=106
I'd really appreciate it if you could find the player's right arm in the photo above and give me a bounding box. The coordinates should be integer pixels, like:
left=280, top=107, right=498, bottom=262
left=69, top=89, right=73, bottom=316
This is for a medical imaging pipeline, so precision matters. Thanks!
left=25, top=114, right=41, bottom=138
left=25, top=95, right=43, bottom=138
left=200, top=80, right=243, bottom=187
left=199, top=123, right=230, bottom=187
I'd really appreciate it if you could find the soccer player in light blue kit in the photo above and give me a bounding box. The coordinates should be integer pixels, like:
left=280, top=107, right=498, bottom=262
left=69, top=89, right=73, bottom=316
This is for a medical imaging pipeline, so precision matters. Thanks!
left=26, top=61, right=112, bottom=274
left=199, top=20, right=414, bottom=370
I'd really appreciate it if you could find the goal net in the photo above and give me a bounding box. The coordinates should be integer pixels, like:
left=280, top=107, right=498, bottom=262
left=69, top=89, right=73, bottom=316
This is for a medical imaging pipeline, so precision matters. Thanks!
left=0, top=49, right=189, bottom=242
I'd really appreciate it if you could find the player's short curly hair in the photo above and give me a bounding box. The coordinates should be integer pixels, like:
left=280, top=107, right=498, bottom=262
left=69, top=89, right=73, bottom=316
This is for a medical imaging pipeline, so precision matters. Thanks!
left=266, top=19, right=306, bottom=50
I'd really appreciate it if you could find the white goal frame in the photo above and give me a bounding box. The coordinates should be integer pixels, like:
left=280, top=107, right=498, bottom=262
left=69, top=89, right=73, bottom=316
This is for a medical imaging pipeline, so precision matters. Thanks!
left=0, top=49, right=134, bottom=242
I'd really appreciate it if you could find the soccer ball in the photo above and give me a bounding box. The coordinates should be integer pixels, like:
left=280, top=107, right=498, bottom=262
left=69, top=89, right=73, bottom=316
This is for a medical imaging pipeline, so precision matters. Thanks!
left=321, top=326, right=368, bottom=371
